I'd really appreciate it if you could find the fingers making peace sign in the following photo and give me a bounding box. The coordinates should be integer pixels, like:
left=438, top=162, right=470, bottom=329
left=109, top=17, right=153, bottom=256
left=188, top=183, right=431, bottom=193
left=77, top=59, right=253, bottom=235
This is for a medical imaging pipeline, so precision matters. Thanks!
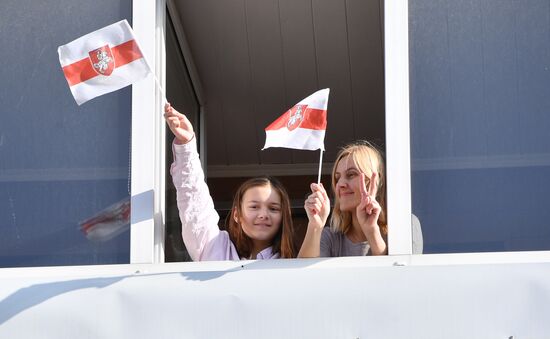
left=356, top=172, right=381, bottom=234
left=164, top=102, right=195, bottom=144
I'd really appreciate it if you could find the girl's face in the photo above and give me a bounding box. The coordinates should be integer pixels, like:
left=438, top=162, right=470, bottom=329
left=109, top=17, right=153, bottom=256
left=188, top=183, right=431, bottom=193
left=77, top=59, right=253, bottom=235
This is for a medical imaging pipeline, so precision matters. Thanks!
left=236, top=184, right=283, bottom=248
left=334, top=155, right=368, bottom=212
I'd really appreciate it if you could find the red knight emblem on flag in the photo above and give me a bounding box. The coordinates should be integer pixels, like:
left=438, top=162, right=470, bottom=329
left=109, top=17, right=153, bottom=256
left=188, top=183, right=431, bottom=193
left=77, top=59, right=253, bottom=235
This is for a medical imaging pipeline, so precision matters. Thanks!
left=286, top=104, right=307, bottom=131
left=89, top=45, right=115, bottom=76
left=263, top=88, right=328, bottom=151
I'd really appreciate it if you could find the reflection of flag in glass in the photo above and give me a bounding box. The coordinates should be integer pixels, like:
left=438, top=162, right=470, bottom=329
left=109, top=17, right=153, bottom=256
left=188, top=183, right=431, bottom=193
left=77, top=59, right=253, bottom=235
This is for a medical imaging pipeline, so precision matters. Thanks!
left=79, top=196, right=130, bottom=242
left=58, top=20, right=151, bottom=105
left=263, top=88, right=329, bottom=151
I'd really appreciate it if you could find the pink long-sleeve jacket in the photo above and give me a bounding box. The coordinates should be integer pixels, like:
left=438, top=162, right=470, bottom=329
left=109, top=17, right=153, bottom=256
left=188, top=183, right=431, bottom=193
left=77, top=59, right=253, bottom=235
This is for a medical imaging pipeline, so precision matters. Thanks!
left=170, top=137, right=278, bottom=261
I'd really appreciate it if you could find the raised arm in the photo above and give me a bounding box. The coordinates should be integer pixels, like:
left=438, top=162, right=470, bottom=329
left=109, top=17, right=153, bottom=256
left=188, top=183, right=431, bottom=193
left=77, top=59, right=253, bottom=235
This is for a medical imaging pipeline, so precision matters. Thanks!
left=165, top=103, right=221, bottom=261
left=298, top=183, right=331, bottom=258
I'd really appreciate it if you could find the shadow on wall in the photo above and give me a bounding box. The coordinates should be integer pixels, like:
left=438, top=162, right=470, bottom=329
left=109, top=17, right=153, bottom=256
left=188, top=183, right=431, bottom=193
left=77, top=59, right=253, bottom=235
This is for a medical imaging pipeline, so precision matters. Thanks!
left=0, top=256, right=324, bottom=325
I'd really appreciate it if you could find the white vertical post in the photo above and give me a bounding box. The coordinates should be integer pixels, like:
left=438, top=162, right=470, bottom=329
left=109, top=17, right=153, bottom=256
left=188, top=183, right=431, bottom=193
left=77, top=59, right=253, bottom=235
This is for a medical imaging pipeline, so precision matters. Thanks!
left=384, top=0, right=413, bottom=255
left=130, top=0, right=164, bottom=263
left=153, top=0, right=167, bottom=263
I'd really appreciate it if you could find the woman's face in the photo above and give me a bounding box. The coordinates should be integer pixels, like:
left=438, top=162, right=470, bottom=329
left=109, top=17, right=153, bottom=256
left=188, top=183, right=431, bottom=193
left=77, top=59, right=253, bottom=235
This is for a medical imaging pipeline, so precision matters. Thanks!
left=334, top=155, right=368, bottom=212
left=236, top=184, right=283, bottom=248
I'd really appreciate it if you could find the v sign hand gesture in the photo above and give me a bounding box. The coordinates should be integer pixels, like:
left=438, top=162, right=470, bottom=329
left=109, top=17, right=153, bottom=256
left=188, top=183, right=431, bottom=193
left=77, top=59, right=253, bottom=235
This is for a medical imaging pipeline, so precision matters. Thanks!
left=356, top=172, right=381, bottom=231
left=356, top=172, right=387, bottom=255
left=164, top=102, right=195, bottom=144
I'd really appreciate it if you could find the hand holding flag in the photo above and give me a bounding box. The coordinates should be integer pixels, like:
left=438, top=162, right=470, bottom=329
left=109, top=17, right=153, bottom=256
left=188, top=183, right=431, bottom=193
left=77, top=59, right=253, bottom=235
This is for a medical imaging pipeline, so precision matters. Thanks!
left=164, top=102, right=195, bottom=144
left=304, top=182, right=331, bottom=228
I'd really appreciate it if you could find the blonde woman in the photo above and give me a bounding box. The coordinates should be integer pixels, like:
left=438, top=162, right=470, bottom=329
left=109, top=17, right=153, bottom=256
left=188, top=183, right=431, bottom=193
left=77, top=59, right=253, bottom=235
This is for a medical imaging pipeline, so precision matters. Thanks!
left=298, top=141, right=388, bottom=257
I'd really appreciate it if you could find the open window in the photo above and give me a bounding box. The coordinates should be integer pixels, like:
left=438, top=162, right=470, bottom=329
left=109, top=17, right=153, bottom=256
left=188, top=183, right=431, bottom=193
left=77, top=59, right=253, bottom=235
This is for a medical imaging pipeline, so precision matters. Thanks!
left=163, top=0, right=389, bottom=261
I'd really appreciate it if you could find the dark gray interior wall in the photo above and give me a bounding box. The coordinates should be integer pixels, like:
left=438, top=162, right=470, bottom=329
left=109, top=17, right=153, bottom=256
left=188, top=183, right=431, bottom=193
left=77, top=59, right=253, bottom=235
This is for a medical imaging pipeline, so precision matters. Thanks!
left=0, top=0, right=133, bottom=267
left=171, top=0, right=386, bottom=169
left=410, top=0, right=550, bottom=253
left=165, top=13, right=199, bottom=262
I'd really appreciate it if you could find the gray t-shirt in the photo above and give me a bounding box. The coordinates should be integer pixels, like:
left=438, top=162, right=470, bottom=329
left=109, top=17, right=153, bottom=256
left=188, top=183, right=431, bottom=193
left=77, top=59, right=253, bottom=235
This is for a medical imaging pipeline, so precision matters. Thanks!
left=320, top=227, right=372, bottom=257
left=319, top=215, right=424, bottom=256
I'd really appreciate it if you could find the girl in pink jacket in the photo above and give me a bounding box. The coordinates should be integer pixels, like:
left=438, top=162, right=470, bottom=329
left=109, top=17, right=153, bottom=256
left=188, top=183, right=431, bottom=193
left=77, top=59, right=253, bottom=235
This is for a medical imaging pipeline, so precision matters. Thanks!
left=165, top=103, right=295, bottom=261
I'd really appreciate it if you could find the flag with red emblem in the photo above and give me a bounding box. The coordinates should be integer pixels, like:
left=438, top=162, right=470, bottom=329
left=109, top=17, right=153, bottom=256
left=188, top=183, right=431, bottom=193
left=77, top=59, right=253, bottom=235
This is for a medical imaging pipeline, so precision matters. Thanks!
left=58, top=20, right=151, bottom=105
left=263, top=88, right=329, bottom=151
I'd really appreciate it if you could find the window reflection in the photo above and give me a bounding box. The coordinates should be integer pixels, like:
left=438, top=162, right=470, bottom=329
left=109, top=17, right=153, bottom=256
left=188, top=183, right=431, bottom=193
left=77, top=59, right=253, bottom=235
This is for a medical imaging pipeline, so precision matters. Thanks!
left=410, top=0, right=550, bottom=253
left=0, top=0, right=132, bottom=267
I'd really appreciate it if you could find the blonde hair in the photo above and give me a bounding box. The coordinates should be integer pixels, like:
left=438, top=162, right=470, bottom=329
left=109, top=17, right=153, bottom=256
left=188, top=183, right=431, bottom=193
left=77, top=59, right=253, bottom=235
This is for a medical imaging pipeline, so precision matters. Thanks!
left=329, top=141, right=388, bottom=235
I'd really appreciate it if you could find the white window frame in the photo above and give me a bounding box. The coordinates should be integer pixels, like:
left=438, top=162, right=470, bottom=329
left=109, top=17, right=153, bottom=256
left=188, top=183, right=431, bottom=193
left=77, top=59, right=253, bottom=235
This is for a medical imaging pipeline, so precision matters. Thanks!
left=1, top=0, right=549, bottom=289
left=386, top=0, right=550, bottom=261
left=131, top=0, right=166, bottom=264
left=136, top=0, right=417, bottom=260
left=132, top=0, right=550, bottom=264
left=384, top=0, right=413, bottom=255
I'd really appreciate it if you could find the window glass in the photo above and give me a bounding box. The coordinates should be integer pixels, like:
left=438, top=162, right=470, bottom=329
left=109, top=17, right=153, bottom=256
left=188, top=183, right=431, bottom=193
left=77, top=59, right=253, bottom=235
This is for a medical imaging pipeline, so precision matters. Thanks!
left=164, top=12, right=200, bottom=262
left=0, top=0, right=133, bottom=267
left=409, top=1, right=550, bottom=253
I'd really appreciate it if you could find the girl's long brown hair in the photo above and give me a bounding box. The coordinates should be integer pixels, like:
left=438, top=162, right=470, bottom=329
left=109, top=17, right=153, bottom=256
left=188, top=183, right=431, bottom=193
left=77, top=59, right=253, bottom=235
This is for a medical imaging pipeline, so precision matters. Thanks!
left=225, top=176, right=295, bottom=259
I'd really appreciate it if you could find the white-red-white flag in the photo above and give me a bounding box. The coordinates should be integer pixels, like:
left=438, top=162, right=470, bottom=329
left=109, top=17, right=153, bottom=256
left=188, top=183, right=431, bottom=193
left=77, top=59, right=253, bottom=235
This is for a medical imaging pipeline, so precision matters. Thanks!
left=58, top=20, right=151, bottom=105
left=263, top=88, right=329, bottom=151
